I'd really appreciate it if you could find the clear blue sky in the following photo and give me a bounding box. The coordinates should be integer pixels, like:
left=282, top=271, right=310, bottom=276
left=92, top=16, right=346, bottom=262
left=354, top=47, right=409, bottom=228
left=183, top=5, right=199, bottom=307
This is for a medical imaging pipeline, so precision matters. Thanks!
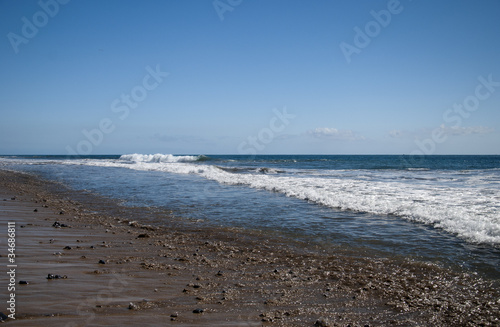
left=1, top=0, right=499, bottom=155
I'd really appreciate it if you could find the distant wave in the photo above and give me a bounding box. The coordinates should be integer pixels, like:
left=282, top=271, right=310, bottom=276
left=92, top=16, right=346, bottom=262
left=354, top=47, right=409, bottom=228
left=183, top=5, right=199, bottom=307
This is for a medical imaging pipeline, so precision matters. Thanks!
left=119, top=153, right=206, bottom=163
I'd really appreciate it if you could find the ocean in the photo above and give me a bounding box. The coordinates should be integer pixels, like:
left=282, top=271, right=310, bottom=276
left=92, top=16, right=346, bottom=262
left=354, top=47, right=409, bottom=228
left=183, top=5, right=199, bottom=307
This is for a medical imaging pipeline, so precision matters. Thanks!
left=1, top=154, right=499, bottom=279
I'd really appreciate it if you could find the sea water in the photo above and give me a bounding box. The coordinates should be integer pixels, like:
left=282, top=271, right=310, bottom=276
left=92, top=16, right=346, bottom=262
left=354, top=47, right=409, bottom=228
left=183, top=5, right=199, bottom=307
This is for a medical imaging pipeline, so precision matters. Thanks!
left=1, top=154, right=499, bottom=278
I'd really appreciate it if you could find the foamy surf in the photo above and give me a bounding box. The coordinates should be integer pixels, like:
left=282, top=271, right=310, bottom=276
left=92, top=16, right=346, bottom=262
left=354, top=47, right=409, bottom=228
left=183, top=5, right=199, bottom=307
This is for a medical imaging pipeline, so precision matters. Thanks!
left=56, top=153, right=500, bottom=245
left=119, top=153, right=203, bottom=163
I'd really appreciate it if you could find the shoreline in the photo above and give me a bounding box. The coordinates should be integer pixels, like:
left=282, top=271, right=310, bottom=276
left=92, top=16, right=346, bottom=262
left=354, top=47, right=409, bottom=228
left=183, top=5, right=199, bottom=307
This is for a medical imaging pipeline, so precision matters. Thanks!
left=0, top=169, right=498, bottom=326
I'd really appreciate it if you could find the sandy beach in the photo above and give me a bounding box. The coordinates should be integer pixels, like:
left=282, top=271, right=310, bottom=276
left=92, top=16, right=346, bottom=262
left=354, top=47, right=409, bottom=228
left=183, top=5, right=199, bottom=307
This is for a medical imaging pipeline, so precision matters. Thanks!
left=0, top=169, right=498, bottom=326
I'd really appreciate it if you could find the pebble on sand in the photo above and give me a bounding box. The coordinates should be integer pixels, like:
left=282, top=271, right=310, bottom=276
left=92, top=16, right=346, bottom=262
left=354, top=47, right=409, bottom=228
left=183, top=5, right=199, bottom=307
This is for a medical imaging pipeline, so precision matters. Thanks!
left=47, top=274, right=67, bottom=279
left=314, top=318, right=332, bottom=327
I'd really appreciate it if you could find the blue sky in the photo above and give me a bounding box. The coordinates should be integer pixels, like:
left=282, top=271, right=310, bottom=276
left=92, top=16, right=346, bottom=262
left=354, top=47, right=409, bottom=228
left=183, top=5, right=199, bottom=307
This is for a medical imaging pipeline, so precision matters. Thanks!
left=1, top=0, right=499, bottom=155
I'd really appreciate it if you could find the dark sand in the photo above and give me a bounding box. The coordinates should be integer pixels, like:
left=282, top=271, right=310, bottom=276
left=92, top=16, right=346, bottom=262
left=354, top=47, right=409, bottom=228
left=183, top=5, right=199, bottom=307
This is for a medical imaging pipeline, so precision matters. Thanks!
left=0, top=169, right=498, bottom=326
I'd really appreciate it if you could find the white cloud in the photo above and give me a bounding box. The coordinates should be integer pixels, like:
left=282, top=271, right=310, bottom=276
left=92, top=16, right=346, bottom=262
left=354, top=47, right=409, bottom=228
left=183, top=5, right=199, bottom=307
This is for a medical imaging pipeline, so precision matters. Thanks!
left=388, top=126, right=495, bottom=139
left=307, top=127, right=364, bottom=141
left=439, top=125, right=494, bottom=136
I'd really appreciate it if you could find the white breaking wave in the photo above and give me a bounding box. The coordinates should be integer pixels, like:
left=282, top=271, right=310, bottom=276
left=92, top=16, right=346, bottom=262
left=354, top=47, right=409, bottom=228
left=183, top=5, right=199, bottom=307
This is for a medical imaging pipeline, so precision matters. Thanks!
left=119, top=153, right=201, bottom=163
left=64, top=155, right=500, bottom=245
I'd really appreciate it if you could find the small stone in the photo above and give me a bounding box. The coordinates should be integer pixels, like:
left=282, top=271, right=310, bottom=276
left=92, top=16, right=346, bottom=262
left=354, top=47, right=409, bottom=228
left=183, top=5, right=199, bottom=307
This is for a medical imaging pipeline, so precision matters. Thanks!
left=0, top=312, right=8, bottom=321
left=264, top=298, right=276, bottom=305
left=19, top=280, right=29, bottom=285
left=128, top=302, right=138, bottom=310
left=137, top=233, right=150, bottom=238
left=193, top=308, right=204, bottom=314
left=216, top=271, right=223, bottom=276
left=34, top=209, right=38, bottom=212
left=170, top=313, right=178, bottom=318
left=315, top=317, right=332, bottom=327
left=46, top=274, right=67, bottom=279
left=64, top=246, right=72, bottom=250
left=59, top=211, right=65, bottom=215
left=98, top=260, right=106, bottom=264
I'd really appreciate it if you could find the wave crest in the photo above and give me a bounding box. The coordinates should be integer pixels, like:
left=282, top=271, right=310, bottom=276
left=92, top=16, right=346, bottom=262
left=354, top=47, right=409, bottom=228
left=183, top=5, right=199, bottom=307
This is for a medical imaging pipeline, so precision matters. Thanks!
left=119, top=153, right=203, bottom=163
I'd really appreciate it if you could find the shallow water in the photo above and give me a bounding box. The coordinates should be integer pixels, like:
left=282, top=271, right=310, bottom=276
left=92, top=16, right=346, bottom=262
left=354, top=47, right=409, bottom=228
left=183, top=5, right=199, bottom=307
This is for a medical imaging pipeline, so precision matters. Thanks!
left=1, top=154, right=499, bottom=279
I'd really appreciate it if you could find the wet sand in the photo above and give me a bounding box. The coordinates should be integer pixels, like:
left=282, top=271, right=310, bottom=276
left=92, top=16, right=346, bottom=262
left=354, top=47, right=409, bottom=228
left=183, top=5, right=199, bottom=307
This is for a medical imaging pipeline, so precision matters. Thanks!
left=0, top=169, right=498, bottom=326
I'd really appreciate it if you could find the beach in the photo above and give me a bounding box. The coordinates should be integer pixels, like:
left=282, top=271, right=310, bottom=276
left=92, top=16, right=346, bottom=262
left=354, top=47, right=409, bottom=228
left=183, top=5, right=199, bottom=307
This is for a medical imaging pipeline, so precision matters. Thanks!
left=3, top=0, right=499, bottom=324
left=0, top=169, right=499, bottom=326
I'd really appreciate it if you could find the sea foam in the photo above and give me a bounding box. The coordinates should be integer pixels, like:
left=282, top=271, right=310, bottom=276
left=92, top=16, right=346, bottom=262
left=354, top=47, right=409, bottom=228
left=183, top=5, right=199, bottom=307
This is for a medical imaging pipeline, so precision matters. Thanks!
left=68, top=154, right=500, bottom=245
left=119, top=153, right=201, bottom=163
